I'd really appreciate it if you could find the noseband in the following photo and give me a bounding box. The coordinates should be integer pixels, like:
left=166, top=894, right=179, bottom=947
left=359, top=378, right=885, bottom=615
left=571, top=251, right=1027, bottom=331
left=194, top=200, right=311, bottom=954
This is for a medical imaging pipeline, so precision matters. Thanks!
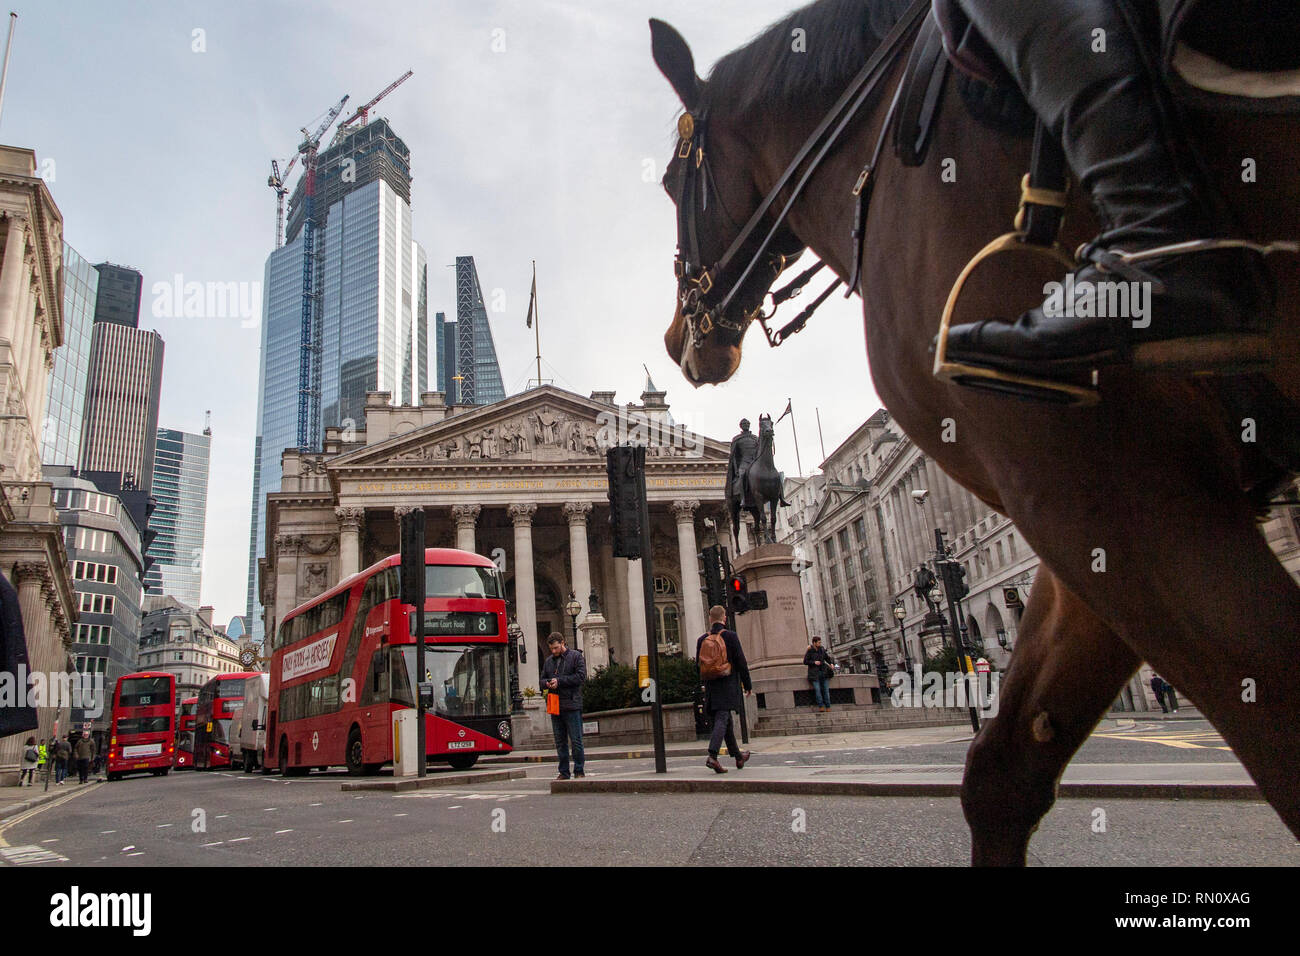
left=672, top=0, right=932, bottom=353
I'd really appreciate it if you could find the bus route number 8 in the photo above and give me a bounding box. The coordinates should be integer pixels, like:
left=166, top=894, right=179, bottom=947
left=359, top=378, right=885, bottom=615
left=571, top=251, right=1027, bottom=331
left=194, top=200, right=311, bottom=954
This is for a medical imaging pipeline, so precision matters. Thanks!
left=476, top=615, right=488, bottom=633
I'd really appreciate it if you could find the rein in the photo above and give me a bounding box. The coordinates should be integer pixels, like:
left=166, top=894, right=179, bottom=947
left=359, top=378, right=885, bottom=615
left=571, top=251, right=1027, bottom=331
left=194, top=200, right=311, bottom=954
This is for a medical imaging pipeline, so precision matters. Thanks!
left=674, top=0, right=931, bottom=351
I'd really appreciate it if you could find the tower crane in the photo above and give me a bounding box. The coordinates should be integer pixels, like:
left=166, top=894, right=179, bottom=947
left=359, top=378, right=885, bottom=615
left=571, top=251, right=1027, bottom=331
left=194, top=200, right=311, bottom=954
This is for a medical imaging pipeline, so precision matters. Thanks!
left=267, top=154, right=297, bottom=249
left=295, top=94, right=348, bottom=452
left=330, top=70, right=412, bottom=145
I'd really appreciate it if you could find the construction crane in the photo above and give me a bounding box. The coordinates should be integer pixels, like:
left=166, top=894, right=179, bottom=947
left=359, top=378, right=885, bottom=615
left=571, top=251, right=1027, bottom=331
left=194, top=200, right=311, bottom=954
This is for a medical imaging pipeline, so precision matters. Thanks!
left=296, top=94, right=348, bottom=452
left=331, top=70, right=412, bottom=145
left=267, top=154, right=298, bottom=249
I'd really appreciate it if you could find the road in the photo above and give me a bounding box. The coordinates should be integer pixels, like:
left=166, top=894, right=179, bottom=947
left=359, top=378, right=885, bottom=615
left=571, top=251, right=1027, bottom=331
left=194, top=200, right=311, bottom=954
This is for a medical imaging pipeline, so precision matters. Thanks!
left=2, top=720, right=1295, bottom=867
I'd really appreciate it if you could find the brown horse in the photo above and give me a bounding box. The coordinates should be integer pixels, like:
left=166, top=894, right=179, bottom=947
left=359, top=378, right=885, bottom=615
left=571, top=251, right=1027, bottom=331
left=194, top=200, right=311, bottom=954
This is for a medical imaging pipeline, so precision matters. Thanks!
left=650, top=0, right=1300, bottom=864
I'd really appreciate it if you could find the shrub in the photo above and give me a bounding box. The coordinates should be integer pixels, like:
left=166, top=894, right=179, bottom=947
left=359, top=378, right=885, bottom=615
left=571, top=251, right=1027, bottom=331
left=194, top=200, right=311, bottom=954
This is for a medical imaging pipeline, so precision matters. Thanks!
left=582, top=657, right=701, bottom=711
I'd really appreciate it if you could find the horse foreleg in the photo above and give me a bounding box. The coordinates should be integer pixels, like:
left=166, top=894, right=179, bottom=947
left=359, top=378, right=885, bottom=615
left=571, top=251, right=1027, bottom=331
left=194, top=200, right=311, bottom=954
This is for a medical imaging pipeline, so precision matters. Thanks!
left=962, top=566, right=1138, bottom=866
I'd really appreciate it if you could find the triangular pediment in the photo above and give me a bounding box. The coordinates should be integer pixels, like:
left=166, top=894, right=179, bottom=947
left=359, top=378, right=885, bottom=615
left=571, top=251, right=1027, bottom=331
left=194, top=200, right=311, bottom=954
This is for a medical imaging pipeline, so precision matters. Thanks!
left=331, top=385, right=731, bottom=469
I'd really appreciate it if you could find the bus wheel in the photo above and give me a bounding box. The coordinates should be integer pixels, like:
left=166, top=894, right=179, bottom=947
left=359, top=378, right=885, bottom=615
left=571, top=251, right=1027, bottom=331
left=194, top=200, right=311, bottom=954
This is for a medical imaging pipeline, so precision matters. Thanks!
left=158, top=768, right=170, bottom=777
left=280, top=739, right=307, bottom=777
left=346, top=727, right=365, bottom=776
left=259, top=751, right=272, bottom=776
left=106, top=772, right=120, bottom=782
left=447, top=754, right=478, bottom=771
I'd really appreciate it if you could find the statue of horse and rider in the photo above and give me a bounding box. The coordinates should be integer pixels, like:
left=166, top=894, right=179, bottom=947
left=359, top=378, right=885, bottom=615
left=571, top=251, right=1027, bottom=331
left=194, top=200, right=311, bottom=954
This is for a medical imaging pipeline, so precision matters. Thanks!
left=727, top=415, right=789, bottom=553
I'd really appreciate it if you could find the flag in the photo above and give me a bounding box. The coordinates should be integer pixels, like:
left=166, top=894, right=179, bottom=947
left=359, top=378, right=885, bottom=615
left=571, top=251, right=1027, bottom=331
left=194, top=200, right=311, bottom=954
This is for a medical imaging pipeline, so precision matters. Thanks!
left=776, top=399, right=793, bottom=423
left=525, top=265, right=537, bottom=328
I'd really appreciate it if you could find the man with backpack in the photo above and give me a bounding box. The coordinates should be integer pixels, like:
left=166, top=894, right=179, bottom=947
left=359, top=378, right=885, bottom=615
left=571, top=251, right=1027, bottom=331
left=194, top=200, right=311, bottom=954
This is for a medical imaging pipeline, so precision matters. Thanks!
left=696, top=605, right=752, bottom=773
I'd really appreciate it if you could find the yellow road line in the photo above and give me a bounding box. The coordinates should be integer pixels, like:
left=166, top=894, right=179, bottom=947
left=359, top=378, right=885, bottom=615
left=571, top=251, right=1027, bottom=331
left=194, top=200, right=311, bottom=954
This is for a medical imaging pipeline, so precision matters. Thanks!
left=0, top=783, right=102, bottom=848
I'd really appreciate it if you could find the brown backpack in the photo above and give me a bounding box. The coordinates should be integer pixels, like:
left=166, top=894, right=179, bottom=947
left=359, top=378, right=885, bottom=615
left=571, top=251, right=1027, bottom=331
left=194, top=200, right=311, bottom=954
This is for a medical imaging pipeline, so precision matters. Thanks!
left=698, top=630, right=732, bottom=680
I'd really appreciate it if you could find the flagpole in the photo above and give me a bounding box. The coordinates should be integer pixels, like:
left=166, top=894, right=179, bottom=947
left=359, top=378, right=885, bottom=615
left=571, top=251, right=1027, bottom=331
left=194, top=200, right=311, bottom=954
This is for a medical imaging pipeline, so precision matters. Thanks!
left=532, top=260, right=542, bottom=388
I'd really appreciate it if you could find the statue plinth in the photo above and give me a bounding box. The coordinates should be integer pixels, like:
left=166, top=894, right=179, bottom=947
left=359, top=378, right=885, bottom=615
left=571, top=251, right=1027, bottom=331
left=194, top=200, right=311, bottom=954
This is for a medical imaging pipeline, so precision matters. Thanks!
left=732, top=542, right=879, bottom=710
left=578, top=612, right=610, bottom=673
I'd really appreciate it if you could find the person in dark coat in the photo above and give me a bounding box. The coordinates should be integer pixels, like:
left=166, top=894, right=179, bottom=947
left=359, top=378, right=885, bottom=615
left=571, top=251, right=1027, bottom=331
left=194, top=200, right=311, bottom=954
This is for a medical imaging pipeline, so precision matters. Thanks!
left=1149, top=673, right=1169, bottom=713
left=803, top=636, right=835, bottom=712
left=696, top=605, right=752, bottom=773
left=540, top=632, right=587, bottom=780
left=73, top=732, right=96, bottom=784
left=0, top=569, right=38, bottom=738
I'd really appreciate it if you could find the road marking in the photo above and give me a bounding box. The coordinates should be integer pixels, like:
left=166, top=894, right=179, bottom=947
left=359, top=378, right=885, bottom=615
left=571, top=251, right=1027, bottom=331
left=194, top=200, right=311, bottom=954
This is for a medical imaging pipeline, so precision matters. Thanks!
left=394, top=791, right=531, bottom=801
left=1092, top=730, right=1229, bottom=751
left=448, top=806, right=462, bottom=810
left=1, top=844, right=69, bottom=865
left=126, top=852, right=145, bottom=857
left=309, top=802, right=322, bottom=807
left=121, top=845, right=135, bottom=852
left=275, top=829, right=294, bottom=835
left=40, top=839, right=59, bottom=844
left=228, top=837, right=252, bottom=843
left=0, top=783, right=103, bottom=847
left=394, top=813, right=408, bottom=817
left=100, top=830, right=115, bottom=834
left=201, top=842, right=224, bottom=847
left=263, top=808, right=277, bottom=811
left=337, top=819, right=353, bottom=823
left=216, top=814, right=228, bottom=819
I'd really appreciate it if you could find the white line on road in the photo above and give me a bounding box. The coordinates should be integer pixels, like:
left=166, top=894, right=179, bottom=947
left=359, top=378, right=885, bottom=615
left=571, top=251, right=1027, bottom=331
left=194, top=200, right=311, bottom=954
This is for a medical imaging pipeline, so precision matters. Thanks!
left=40, top=839, right=59, bottom=843
left=275, top=829, right=294, bottom=835
left=121, top=846, right=135, bottom=852
left=263, top=808, right=277, bottom=811
left=156, top=824, right=172, bottom=828
left=394, top=813, right=408, bottom=817
left=201, top=842, right=223, bottom=847
left=126, top=852, right=144, bottom=857
left=100, top=830, right=115, bottom=834
left=309, top=802, right=322, bottom=807
left=228, top=837, right=251, bottom=843
left=337, top=819, right=353, bottom=824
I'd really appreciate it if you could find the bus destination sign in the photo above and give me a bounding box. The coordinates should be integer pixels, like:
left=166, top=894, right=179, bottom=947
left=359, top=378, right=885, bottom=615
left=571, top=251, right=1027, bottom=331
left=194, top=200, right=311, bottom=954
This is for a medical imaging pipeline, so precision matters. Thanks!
left=411, top=611, right=499, bottom=637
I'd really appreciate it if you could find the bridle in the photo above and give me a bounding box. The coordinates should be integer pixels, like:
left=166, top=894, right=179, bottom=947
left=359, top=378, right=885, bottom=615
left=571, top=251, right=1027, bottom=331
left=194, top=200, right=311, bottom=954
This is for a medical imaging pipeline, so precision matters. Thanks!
left=671, top=0, right=931, bottom=353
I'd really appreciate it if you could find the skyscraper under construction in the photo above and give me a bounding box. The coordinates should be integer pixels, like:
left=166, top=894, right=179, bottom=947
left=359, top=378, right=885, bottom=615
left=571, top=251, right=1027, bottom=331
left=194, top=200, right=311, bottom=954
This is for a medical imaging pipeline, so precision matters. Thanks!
left=247, top=117, right=428, bottom=643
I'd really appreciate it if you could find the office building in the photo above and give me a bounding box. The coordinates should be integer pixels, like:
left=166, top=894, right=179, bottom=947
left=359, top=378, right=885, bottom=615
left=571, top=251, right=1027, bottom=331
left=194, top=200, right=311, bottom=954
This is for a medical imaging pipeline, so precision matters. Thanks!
left=79, top=321, right=165, bottom=496
left=145, top=426, right=212, bottom=606
left=450, top=255, right=505, bottom=405
left=41, top=242, right=98, bottom=467
left=247, top=118, right=428, bottom=643
left=91, top=262, right=143, bottom=328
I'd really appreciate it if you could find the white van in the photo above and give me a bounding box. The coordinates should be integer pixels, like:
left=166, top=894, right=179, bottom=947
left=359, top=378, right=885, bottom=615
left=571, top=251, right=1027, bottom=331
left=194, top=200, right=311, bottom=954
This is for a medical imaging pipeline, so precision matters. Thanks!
left=232, top=673, right=271, bottom=773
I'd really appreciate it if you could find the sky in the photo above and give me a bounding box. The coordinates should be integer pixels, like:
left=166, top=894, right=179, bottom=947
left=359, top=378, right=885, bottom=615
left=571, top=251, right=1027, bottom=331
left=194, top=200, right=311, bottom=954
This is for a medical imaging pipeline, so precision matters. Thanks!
left=4, top=0, right=882, bottom=625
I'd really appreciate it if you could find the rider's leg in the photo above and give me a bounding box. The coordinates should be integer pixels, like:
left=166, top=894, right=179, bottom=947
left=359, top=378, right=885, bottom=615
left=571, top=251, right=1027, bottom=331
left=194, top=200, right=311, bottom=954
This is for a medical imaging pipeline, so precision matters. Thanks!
left=945, top=0, right=1272, bottom=378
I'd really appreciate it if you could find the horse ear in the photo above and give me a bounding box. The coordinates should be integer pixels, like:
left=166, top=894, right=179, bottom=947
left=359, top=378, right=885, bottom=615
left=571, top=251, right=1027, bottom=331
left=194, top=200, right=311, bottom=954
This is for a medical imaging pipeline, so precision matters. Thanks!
left=649, top=18, right=701, bottom=112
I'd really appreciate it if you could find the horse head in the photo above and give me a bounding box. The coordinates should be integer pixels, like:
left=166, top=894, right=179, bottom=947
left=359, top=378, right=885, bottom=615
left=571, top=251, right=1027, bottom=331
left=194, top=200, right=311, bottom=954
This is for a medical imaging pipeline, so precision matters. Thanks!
left=650, top=19, right=807, bottom=387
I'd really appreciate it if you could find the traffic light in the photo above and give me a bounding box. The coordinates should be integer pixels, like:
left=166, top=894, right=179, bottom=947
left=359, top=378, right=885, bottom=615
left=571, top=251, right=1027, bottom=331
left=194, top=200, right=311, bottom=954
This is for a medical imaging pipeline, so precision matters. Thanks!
left=939, top=559, right=969, bottom=602
left=727, top=574, right=749, bottom=614
left=698, top=545, right=724, bottom=608
left=606, top=446, right=644, bottom=559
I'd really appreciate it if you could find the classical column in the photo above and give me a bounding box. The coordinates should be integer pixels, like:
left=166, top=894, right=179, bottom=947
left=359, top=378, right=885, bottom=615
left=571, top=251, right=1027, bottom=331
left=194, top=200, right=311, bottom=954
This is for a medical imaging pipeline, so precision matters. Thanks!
left=563, top=501, right=593, bottom=625
left=274, top=535, right=301, bottom=639
left=626, top=556, right=650, bottom=662
left=509, top=504, right=538, bottom=655
left=672, top=499, right=706, bottom=658
left=335, top=507, right=365, bottom=579
left=0, top=216, right=27, bottom=346
left=452, top=503, right=481, bottom=554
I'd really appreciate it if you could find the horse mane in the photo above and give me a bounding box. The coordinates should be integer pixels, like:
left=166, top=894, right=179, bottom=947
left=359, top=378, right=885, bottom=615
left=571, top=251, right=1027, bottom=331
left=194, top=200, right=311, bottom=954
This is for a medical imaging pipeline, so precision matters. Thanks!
left=704, top=0, right=914, bottom=117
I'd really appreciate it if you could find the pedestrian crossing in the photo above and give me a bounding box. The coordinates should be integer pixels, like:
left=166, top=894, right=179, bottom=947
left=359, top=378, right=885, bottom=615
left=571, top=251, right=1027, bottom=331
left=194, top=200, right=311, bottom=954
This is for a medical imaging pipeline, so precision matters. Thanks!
left=1, top=844, right=68, bottom=865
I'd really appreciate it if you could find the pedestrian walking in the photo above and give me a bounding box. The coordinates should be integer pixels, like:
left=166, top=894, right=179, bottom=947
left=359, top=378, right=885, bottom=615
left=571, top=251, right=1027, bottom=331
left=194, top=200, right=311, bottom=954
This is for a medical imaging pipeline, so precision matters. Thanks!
left=1164, top=679, right=1179, bottom=713
left=54, top=735, right=71, bottom=785
left=36, top=738, right=47, bottom=779
left=73, top=731, right=96, bottom=784
left=696, top=605, right=752, bottom=773
left=540, top=632, right=586, bottom=780
left=1150, top=673, right=1169, bottom=713
left=19, top=736, right=38, bottom=786
left=804, top=636, right=835, bottom=712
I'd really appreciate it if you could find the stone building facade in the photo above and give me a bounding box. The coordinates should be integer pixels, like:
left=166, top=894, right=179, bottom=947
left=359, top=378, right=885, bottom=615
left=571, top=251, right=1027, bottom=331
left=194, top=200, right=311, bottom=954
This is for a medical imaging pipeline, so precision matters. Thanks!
left=257, top=384, right=731, bottom=687
left=0, top=146, right=79, bottom=782
left=139, top=597, right=241, bottom=700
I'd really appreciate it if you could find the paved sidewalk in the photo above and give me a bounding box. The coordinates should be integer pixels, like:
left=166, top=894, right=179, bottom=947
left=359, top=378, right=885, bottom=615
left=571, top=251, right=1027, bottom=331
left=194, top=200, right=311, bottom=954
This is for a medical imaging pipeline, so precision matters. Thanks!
left=483, top=723, right=976, bottom=764
left=553, top=759, right=1256, bottom=800
left=0, top=780, right=102, bottom=825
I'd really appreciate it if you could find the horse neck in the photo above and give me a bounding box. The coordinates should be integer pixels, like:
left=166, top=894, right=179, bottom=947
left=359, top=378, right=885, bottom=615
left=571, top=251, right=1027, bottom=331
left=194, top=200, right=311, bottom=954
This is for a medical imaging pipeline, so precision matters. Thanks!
left=745, top=58, right=908, bottom=287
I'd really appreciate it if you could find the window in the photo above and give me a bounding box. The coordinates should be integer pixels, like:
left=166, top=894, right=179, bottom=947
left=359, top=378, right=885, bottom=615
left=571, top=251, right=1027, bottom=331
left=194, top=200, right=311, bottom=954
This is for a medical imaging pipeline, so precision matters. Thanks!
left=78, top=593, right=115, bottom=615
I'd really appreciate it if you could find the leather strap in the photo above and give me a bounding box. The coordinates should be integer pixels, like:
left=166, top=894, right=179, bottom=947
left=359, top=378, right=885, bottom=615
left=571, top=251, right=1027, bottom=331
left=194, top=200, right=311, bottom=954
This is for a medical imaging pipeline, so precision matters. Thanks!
left=895, top=12, right=951, bottom=167
left=1020, top=121, right=1069, bottom=248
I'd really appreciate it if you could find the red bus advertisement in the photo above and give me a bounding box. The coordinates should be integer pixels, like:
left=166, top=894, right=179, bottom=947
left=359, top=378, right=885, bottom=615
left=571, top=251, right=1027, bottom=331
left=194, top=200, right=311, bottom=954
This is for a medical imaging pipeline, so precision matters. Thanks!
left=267, top=548, right=514, bottom=776
left=174, top=696, right=197, bottom=769
left=106, top=672, right=176, bottom=781
left=194, top=672, right=260, bottom=769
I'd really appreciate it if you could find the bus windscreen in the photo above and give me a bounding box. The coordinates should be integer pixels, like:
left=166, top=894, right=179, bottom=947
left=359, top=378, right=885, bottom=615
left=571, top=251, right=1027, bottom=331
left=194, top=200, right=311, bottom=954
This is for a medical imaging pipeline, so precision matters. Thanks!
left=118, top=676, right=174, bottom=708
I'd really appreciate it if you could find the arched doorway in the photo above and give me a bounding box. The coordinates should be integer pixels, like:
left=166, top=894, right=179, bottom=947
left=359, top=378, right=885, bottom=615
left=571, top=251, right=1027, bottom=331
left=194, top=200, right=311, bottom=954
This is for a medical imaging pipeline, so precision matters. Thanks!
left=504, top=575, right=565, bottom=686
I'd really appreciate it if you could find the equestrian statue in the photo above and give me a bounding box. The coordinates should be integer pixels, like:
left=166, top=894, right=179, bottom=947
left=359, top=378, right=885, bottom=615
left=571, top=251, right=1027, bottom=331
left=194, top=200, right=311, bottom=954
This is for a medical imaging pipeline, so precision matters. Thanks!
left=727, top=415, right=790, bottom=552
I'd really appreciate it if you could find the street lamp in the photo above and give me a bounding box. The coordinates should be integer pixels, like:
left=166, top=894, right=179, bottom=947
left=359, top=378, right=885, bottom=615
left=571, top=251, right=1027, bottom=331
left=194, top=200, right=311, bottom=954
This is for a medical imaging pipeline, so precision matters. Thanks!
left=565, top=591, right=582, bottom=649
left=506, top=619, right=525, bottom=714
left=893, top=600, right=907, bottom=668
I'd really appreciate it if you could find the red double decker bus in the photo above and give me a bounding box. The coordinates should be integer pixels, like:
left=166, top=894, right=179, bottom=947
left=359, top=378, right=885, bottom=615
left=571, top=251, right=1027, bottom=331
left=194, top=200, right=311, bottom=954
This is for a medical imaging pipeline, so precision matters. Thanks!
left=194, top=673, right=260, bottom=769
left=106, top=672, right=176, bottom=781
left=267, top=548, right=514, bottom=776
left=174, top=696, right=197, bottom=769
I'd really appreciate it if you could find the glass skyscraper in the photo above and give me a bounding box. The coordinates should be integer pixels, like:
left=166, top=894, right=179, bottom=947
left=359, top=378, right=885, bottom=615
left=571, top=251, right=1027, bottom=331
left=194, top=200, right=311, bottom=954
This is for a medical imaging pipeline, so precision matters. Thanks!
left=42, top=242, right=97, bottom=466
left=145, top=426, right=212, bottom=607
left=247, top=121, right=428, bottom=644
left=449, top=255, right=506, bottom=405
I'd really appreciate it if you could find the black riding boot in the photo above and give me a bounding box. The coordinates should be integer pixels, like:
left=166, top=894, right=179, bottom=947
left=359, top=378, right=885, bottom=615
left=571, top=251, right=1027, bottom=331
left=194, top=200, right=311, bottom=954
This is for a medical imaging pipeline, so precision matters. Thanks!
left=944, top=0, right=1273, bottom=381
